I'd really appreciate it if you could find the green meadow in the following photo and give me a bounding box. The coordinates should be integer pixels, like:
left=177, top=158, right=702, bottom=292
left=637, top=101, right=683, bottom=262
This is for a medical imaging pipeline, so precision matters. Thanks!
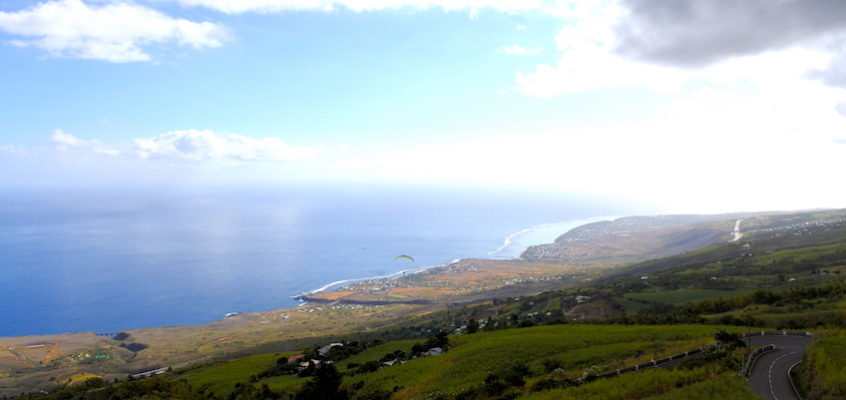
left=172, top=324, right=746, bottom=399
left=623, top=289, right=750, bottom=306
left=177, top=352, right=297, bottom=395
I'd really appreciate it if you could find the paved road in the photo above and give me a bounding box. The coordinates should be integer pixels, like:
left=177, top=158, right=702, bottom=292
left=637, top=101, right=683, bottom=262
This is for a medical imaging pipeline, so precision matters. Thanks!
left=746, top=335, right=812, bottom=400
left=731, top=219, right=744, bottom=242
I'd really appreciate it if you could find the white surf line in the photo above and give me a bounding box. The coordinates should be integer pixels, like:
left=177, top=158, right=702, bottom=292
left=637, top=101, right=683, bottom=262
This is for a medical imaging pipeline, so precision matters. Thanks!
left=489, top=216, right=621, bottom=256
left=488, top=227, right=533, bottom=255
left=299, top=259, right=463, bottom=297
left=731, top=219, right=744, bottom=242
left=303, top=270, right=413, bottom=295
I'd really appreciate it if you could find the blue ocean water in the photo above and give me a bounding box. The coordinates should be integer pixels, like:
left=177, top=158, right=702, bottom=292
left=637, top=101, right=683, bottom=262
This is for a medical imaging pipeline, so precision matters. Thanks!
left=0, top=185, right=629, bottom=337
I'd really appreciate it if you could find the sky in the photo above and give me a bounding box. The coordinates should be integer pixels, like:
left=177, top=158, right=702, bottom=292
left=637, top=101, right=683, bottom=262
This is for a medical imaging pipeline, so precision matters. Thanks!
left=2, top=0, right=846, bottom=213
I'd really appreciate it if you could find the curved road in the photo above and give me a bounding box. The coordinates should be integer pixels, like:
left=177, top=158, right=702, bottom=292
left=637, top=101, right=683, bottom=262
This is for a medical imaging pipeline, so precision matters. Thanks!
left=746, top=335, right=812, bottom=400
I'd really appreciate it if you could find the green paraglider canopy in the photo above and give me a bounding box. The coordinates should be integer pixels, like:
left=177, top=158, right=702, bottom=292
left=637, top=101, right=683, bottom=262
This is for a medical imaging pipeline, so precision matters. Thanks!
left=394, top=255, right=415, bottom=262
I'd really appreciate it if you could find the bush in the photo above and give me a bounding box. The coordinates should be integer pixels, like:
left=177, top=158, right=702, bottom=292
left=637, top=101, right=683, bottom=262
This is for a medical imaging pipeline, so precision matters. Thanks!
left=542, top=359, right=563, bottom=373
left=531, top=378, right=578, bottom=392
left=484, top=374, right=507, bottom=395
left=356, top=361, right=382, bottom=375
left=714, top=329, right=745, bottom=348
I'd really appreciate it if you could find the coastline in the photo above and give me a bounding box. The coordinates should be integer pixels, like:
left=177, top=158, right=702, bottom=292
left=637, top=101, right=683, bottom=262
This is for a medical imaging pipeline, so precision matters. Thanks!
left=487, top=215, right=620, bottom=258
left=294, top=259, right=462, bottom=299
left=3, top=215, right=619, bottom=337
left=297, top=215, right=620, bottom=302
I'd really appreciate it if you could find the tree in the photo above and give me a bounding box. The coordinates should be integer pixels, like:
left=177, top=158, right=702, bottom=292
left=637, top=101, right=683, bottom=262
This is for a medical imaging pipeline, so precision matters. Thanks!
left=714, top=329, right=745, bottom=348
left=466, top=318, right=479, bottom=334
left=295, top=364, right=348, bottom=400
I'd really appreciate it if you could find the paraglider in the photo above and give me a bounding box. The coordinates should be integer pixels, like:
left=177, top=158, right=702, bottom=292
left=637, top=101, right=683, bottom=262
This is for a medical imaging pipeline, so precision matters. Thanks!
left=394, top=255, right=415, bottom=262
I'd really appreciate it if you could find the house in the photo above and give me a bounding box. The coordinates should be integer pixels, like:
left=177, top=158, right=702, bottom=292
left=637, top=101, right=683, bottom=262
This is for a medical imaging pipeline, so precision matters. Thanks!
left=421, top=347, right=443, bottom=357
left=299, top=359, right=322, bottom=369
left=318, top=342, right=344, bottom=356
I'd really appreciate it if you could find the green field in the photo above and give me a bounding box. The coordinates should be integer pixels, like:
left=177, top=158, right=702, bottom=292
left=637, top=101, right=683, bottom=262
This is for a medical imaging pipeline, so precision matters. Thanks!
left=177, top=352, right=296, bottom=395
left=340, top=324, right=739, bottom=399
left=335, top=339, right=419, bottom=371
left=623, top=289, right=750, bottom=306
left=171, top=324, right=744, bottom=399
left=755, top=243, right=846, bottom=265
left=616, top=296, right=654, bottom=314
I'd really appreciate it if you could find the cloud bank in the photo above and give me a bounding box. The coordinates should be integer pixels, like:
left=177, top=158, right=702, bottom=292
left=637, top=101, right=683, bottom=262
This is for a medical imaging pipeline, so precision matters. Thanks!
left=0, top=129, right=322, bottom=165
left=134, top=129, right=323, bottom=162
left=1, top=130, right=325, bottom=187
left=514, top=0, right=846, bottom=99
left=51, top=129, right=121, bottom=155
left=615, top=0, right=846, bottom=67
left=0, top=0, right=228, bottom=62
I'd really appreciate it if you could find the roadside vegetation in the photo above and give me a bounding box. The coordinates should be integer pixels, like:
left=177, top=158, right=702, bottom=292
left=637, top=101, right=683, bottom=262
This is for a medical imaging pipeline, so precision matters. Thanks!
left=521, top=368, right=757, bottom=400
left=797, top=330, right=846, bottom=400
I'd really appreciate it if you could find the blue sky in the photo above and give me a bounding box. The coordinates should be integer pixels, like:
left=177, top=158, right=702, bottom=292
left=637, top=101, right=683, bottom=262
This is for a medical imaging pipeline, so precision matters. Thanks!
left=1, top=4, right=571, bottom=144
left=2, top=0, right=846, bottom=212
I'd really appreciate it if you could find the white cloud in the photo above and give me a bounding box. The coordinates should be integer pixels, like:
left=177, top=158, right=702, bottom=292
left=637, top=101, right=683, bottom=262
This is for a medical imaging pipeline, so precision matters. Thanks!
left=51, top=129, right=121, bottom=155
left=507, top=1, right=846, bottom=213
left=51, top=129, right=87, bottom=148
left=0, top=144, right=25, bottom=155
left=13, top=129, right=321, bottom=164
left=332, top=23, right=846, bottom=213
left=330, top=105, right=846, bottom=213
left=0, top=0, right=228, bottom=62
left=1, top=130, right=325, bottom=187
left=514, top=0, right=691, bottom=96
left=615, top=0, right=846, bottom=67
left=515, top=47, right=686, bottom=97
left=497, top=44, right=542, bottom=56
left=514, top=0, right=846, bottom=99
left=133, top=129, right=322, bottom=162
left=163, top=0, right=546, bottom=14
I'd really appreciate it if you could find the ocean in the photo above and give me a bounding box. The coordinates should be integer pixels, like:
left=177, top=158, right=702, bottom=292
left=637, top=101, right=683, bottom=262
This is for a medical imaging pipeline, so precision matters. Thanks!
left=0, top=185, right=630, bottom=337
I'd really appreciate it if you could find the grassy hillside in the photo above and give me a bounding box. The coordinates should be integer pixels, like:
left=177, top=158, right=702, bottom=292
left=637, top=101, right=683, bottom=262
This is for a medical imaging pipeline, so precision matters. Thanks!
left=161, top=324, right=747, bottom=400
left=347, top=325, right=727, bottom=399
left=520, top=369, right=757, bottom=400
left=176, top=352, right=297, bottom=395
left=798, top=330, right=846, bottom=400
left=623, top=289, right=751, bottom=306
